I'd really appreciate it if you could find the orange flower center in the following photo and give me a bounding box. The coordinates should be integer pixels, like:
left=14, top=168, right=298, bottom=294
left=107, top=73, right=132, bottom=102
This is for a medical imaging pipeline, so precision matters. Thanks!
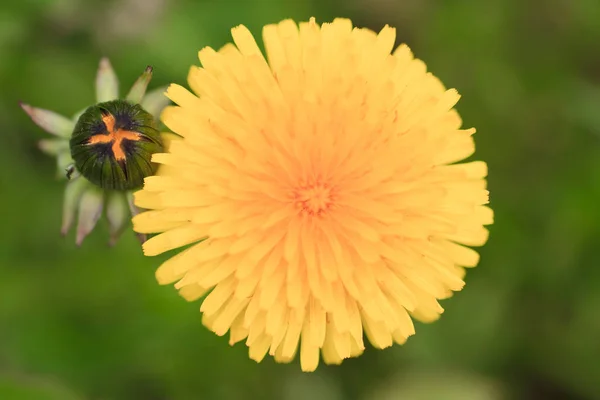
left=292, top=180, right=336, bottom=216
left=87, top=113, right=141, bottom=160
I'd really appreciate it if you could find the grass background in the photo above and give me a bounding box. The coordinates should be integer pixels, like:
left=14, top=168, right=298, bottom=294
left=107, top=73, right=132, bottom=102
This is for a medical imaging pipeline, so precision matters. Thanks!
left=1, top=0, right=599, bottom=399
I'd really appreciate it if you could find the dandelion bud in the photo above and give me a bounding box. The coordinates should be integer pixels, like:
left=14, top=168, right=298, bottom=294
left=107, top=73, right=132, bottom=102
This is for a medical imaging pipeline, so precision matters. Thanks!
left=70, top=99, right=164, bottom=191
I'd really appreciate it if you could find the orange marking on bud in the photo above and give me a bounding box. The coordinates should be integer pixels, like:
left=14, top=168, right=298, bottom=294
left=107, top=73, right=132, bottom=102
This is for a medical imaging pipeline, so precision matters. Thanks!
left=87, top=113, right=141, bottom=160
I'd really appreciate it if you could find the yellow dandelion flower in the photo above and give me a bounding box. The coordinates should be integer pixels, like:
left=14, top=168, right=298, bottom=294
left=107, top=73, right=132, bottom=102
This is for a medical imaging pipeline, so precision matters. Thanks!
left=133, top=17, right=493, bottom=371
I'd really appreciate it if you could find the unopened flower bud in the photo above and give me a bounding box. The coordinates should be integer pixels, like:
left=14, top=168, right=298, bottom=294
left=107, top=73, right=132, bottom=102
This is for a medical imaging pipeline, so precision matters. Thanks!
left=70, top=99, right=164, bottom=191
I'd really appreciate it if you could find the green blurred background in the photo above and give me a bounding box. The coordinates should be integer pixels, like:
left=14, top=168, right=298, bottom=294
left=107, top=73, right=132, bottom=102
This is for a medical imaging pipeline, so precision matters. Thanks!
left=1, top=0, right=599, bottom=399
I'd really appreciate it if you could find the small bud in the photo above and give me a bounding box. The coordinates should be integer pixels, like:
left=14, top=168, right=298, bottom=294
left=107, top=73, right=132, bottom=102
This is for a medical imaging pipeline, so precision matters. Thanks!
left=20, top=103, right=74, bottom=137
left=22, top=57, right=171, bottom=245
left=96, top=58, right=119, bottom=103
left=70, top=99, right=164, bottom=191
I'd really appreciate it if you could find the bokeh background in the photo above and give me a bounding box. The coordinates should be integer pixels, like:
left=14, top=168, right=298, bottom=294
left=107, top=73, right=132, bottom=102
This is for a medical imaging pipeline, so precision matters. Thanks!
left=1, top=0, right=599, bottom=399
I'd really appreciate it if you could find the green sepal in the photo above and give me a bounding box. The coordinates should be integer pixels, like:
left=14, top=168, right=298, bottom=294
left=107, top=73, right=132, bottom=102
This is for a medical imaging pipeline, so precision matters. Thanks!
left=61, top=177, right=91, bottom=235
left=20, top=103, right=74, bottom=137
left=106, top=191, right=128, bottom=246
left=75, top=186, right=104, bottom=246
left=96, top=58, right=119, bottom=103
left=126, top=66, right=153, bottom=104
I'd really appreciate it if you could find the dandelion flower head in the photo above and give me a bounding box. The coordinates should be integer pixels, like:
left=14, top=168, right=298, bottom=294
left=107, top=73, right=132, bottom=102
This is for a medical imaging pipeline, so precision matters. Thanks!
left=133, top=17, right=493, bottom=371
